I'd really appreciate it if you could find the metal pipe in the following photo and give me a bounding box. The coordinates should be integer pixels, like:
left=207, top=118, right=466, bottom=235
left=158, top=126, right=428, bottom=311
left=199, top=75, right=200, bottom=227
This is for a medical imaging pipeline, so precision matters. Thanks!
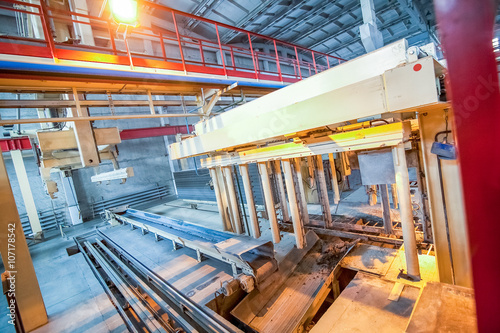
left=328, top=153, right=340, bottom=204
left=222, top=166, right=242, bottom=234
left=392, top=143, right=420, bottom=279
left=314, top=155, right=332, bottom=227
left=238, top=164, right=260, bottom=238
left=0, top=113, right=200, bottom=125
left=281, top=159, right=304, bottom=249
left=272, top=160, right=290, bottom=222
left=257, top=162, right=280, bottom=243
left=293, top=158, right=309, bottom=225
left=379, top=183, right=393, bottom=234
left=209, top=167, right=231, bottom=232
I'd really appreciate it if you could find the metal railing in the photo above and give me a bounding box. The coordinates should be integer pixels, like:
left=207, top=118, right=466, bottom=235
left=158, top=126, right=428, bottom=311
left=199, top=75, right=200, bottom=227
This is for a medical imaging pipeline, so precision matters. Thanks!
left=0, top=0, right=345, bottom=83
left=19, top=206, right=66, bottom=236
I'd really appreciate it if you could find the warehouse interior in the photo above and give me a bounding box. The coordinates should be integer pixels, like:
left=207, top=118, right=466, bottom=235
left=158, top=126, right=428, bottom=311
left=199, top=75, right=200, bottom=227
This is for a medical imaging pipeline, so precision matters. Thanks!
left=0, top=0, right=499, bottom=332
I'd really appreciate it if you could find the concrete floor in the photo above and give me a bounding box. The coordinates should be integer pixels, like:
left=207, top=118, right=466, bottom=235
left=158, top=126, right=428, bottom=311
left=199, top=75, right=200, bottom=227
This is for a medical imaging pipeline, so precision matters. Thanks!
left=0, top=184, right=405, bottom=333
left=0, top=220, right=127, bottom=333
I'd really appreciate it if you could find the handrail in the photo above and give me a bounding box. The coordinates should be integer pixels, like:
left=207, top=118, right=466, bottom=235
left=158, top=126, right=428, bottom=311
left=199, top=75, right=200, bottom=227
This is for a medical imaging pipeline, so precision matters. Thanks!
left=139, top=0, right=344, bottom=62
left=0, top=0, right=347, bottom=84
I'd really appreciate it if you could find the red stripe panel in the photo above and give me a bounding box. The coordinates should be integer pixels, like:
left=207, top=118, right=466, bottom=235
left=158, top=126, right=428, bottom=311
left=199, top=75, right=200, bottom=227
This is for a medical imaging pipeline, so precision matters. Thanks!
left=120, top=125, right=193, bottom=140
left=0, top=137, right=32, bottom=152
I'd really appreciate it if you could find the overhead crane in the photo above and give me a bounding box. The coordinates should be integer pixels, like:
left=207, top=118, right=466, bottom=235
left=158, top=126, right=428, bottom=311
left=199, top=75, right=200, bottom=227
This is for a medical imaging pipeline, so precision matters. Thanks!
left=168, top=39, right=459, bottom=282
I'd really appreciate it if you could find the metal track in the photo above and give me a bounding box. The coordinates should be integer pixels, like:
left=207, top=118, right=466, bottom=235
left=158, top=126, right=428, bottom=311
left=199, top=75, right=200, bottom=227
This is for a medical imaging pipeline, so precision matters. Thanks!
left=75, top=230, right=243, bottom=333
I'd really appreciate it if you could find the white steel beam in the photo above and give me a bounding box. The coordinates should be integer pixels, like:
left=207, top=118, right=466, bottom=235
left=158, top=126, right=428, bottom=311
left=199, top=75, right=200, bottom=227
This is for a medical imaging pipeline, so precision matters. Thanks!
left=201, top=121, right=411, bottom=168
left=393, top=143, right=420, bottom=279
left=170, top=41, right=445, bottom=160
left=10, top=150, right=42, bottom=236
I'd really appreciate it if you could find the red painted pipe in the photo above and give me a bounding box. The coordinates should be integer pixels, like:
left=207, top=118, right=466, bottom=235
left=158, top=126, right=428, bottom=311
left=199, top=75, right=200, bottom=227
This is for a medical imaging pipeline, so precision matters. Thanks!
left=434, top=0, right=500, bottom=330
left=119, top=125, right=193, bottom=140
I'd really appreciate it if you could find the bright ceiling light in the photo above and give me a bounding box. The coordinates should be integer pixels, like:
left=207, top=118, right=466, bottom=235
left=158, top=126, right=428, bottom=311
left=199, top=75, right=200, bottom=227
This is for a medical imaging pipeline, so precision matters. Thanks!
left=109, top=0, right=139, bottom=26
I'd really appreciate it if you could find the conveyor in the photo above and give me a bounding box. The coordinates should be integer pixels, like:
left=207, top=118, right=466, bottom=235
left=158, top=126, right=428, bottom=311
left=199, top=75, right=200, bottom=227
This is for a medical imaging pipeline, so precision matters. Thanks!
left=106, top=208, right=278, bottom=290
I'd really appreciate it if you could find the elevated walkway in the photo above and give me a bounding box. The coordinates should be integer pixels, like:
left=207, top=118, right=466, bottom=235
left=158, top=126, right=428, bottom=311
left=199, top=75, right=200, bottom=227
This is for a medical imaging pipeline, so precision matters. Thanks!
left=0, top=0, right=343, bottom=94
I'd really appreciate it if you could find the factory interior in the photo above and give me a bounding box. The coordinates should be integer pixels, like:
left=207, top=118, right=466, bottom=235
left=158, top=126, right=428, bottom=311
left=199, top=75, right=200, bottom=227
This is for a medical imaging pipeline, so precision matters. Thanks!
left=0, top=0, right=499, bottom=332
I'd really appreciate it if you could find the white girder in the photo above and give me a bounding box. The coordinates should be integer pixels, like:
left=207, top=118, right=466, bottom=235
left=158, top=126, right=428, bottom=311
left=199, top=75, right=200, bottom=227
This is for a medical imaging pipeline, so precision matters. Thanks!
left=169, top=39, right=444, bottom=162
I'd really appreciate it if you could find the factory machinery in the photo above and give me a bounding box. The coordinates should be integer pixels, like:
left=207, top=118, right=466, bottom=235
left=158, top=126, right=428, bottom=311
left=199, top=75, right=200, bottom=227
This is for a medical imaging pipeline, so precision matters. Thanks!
left=70, top=39, right=475, bottom=332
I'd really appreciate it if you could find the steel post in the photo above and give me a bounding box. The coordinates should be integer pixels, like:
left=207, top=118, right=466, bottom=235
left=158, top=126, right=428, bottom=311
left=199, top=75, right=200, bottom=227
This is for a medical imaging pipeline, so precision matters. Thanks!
left=209, top=167, right=232, bottom=232
left=391, top=183, right=398, bottom=209
left=380, top=184, right=393, bottom=234
left=272, top=160, right=290, bottom=222
left=238, top=164, right=260, bottom=238
left=293, top=158, right=309, bottom=225
left=328, top=153, right=340, bottom=204
left=392, top=143, right=420, bottom=279
left=257, top=162, right=280, bottom=243
left=282, top=159, right=305, bottom=249
left=314, top=155, right=332, bottom=227
left=222, top=166, right=242, bottom=234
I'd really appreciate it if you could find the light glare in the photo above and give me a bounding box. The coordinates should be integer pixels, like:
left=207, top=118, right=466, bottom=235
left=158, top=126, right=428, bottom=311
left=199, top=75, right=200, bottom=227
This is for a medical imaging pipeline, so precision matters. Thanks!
left=110, top=0, right=138, bottom=26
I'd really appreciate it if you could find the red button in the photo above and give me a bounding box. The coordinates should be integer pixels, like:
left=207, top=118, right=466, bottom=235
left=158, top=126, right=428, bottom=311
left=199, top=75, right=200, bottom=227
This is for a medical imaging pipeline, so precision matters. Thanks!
left=413, top=63, right=422, bottom=71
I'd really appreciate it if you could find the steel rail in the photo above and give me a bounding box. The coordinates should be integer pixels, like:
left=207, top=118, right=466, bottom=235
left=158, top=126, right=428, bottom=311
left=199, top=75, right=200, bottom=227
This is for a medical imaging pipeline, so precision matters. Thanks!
left=74, top=238, right=140, bottom=333
left=93, top=239, right=191, bottom=333
left=96, top=229, right=242, bottom=333
left=91, top=240, right=181, bottom=333
left=84, top=241, right=166, bottom=332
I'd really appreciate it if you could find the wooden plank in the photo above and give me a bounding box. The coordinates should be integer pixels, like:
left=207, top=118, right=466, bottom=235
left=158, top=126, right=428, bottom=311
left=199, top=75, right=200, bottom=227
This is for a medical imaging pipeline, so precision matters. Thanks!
left=0, top=152, right=48, bottom=331
left=406, top=282, right=476, bottom=332
left=340, top=243, right=398, bottom=276
left=38, top=128, right=121, bottom=153
left=41, top=151, right=114, bottom=169
left=311, top=272, right=420, bottom=333
left=388, top=282, right=405, bottom=301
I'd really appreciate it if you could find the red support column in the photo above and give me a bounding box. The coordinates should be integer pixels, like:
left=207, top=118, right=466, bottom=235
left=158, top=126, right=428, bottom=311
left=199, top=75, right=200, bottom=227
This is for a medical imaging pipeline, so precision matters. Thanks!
left=311, top=51, right=317, bottom=74
left=229, top=46, right=236, bottom=70
left=198, top=40, right=205, bottom=65
left=248, top=33, right=259, bottom=79
left=108, top=22, right=117, bottom=55
left=434, top=1, right=500, bottom=331
left=39, top=1, right=57, bottom=61
left=215, top=24, right=227, bottom=76
left=294, top=46, right=302, bottom=80
left=273, top=40, right=283, bottom=82
left=172, top=11, right=186, bottom=73
left=159, top=32, right=167, bottom=61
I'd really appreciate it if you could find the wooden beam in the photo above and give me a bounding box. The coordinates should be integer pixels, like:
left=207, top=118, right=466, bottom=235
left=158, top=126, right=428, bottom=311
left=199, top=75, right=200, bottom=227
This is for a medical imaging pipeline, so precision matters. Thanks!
left=0, top=151, right=48, bottom=331
left=37, top=128, right=121, bottom=153
left=72, top=88, right=100, bottom=167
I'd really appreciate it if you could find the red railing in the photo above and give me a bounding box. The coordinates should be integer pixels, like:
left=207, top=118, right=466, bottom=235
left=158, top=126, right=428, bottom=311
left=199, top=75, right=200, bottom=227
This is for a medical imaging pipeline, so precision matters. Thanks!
left=0, top=0, right=345, bottom=83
